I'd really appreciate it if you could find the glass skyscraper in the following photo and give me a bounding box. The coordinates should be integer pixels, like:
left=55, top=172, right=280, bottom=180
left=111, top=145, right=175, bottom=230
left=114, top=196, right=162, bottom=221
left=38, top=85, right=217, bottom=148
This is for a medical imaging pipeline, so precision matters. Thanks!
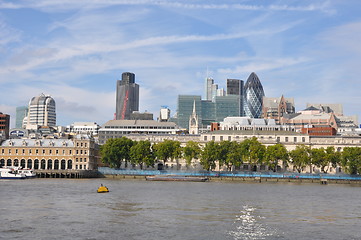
left=115, top=72, right=139, bottom=120
left=15, top=106, right=28, bottom=128
left=227, top=79, right=244, bottom=116
left=243, top=72, right=265, bottom=118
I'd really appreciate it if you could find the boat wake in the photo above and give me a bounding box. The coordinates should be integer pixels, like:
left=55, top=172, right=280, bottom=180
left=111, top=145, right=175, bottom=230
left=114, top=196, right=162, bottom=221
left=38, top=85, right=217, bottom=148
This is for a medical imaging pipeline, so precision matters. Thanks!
left=228, top=205, right=279, bottom=240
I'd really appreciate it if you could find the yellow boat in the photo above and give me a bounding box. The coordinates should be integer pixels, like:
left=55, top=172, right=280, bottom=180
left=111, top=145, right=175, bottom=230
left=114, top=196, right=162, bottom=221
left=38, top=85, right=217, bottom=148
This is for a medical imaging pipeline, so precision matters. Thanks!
left=97, top=185, right=109, bottom=193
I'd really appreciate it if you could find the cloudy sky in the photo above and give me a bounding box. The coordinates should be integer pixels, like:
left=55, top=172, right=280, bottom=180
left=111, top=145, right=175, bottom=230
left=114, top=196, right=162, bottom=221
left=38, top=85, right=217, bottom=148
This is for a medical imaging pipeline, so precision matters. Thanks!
left=1, top=0, right=361, bottom=127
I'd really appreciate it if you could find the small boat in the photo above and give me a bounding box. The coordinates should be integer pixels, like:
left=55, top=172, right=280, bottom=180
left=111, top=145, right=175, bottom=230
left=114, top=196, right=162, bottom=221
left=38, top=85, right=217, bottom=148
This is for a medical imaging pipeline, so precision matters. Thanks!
left=97, top=185, right=109, bottom=193
left=146, top=175, right=209, bottom=182
left=0, top=168, right=26, bottom=179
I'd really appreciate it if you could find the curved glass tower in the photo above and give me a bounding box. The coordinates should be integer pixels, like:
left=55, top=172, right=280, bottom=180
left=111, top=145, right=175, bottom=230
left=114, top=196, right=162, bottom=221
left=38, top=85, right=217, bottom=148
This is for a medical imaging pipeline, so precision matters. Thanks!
left=243, top=72, right=265, bottom=118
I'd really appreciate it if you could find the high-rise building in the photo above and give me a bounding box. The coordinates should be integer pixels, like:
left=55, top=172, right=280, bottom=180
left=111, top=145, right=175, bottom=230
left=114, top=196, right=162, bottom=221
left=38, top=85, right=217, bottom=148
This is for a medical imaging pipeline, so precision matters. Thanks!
left=176, top=95, right=240, bottom=129
left=25, top=93, right=56, bottom=129
left=0, top=112, right=10, bottom=139
left=227, top=79, right=244, bottom=116
left=243, top=72, right=265, bottom=118
left=115, top=72, right=139, bottom=120
left=15, top=106, right=28, bottom=128
left=262, top=95, right=295, bottom=124
left=204, top=77, right=214, bottom=101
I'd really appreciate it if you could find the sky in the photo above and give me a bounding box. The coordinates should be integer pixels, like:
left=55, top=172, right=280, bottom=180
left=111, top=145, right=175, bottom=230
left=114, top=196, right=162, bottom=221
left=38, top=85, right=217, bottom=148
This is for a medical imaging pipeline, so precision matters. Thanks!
left=1, top=0, right=361, bottom=128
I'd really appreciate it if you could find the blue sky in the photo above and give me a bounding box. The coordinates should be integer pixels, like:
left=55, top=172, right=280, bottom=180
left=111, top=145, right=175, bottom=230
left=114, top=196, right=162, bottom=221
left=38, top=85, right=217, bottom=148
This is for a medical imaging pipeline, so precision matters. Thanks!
left=1, top=0, right=361, bottom=127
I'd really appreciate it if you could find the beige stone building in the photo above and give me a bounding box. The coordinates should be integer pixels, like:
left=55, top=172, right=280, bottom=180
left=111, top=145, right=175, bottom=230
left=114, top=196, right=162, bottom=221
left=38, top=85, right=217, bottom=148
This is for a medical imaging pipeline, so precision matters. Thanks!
left=0, top=135, right=98, bottom=171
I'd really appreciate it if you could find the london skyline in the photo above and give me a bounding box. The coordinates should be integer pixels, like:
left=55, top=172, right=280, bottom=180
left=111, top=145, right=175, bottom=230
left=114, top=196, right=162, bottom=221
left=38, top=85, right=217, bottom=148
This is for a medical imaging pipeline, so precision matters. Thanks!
left=1, top=1, right=361, bottom=127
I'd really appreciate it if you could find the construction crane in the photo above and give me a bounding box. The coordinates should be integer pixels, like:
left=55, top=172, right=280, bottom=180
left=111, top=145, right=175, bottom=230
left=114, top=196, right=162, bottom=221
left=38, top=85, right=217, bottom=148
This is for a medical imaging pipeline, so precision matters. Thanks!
left=121, top=90, right=129, bottom=120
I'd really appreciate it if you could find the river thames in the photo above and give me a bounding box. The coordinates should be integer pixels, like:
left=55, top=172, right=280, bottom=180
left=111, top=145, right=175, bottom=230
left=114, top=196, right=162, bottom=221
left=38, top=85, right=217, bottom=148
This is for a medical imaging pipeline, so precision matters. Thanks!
left=1, top=178, right=361, bottom=240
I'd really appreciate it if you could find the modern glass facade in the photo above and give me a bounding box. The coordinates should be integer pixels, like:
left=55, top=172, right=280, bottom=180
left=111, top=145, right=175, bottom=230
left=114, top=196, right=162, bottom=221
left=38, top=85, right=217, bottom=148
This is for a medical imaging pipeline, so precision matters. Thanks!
left=176, top=95, right=240, bottom=129
left=244, top=72, right=265, bottom=118
left=15, top=106, right=28, bottom=128
left=177, top=95, right=202, bottom=129
left=227, top=79, right=244, bottom=116
left=215, top=95, right=240, bottom=122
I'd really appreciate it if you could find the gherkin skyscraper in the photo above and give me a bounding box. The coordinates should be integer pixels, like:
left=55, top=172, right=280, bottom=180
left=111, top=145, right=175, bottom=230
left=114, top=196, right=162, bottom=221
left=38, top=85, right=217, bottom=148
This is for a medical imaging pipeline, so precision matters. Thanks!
left=243, top=72, right=265, bottom=118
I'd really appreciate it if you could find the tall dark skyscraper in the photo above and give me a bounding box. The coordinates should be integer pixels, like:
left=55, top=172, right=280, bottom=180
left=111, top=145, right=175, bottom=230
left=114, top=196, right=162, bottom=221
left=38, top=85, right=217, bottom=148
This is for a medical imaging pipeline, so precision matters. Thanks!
left=227, top=79, right=244, bottom=116
left=243, top=72, right=265, bottom=118
left=115, top=72, right=139, bottom=120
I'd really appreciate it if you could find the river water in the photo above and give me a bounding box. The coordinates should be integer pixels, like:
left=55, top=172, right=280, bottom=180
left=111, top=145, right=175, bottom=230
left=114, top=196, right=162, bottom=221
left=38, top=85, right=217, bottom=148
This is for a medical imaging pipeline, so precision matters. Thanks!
left=1, top=178, right=361, bottom=240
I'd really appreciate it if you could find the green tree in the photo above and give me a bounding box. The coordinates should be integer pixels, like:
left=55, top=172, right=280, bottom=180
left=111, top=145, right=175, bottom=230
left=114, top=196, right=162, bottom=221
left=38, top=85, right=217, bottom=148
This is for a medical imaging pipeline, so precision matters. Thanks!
left=341, top=147, right=361, bottom=174
left=325, top=146, right=341, bottom=172
left=217, top=141, right=232, bottom=170
left=129, top=140, right=155, bottom=169
left=182, top=141, right=201, bottom=168
left=200, top=141, right=218, bottom=171
left=100, top=137, right=134, bottom=168
left=240, top=137, right=266, bottom=170
left=289, top=145, right=311, bottom=173
left=224, top=141, right=244, bottom=171
left=311, top=147, right=331, bottom=173
left=153, top=140, right=182, bottom=169
left=265, top=143, right=289, bottom=172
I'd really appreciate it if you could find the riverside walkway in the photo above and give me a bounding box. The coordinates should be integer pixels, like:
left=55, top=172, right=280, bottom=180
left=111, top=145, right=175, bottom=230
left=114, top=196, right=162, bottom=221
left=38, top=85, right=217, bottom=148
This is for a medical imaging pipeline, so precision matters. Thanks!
left=98, top=167, right=361, bottom=183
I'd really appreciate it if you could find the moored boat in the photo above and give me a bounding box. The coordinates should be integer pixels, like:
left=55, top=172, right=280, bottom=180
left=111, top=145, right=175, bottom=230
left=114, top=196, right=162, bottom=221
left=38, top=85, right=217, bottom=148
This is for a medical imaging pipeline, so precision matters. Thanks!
left=0, top=168, right=26, bottom=179
left=146, top=175, right=209, bottom=182
left=4, top=166, right=36, bottom=178
left=15, top=167, right=36, bottom=178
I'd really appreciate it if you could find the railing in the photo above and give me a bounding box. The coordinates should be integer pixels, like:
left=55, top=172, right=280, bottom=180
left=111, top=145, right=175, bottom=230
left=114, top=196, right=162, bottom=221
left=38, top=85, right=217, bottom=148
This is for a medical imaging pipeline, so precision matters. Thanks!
left=98, top=167, right=361, bottom=181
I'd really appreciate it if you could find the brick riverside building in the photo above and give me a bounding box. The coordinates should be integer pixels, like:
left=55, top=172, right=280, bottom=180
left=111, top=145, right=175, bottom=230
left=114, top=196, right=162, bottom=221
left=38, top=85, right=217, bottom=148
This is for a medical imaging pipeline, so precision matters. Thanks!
left=0, top=135, right=99, bottom=171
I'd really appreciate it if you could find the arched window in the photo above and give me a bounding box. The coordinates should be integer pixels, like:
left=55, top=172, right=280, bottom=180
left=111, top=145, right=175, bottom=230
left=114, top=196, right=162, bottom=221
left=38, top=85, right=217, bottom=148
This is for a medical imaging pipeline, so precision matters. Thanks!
left=67, top=160, right=72, bottom=170
left=14, top=159, right=19, bottom=166
left=34, top=159, right=39, bottom=170
left=0, top=159, right=5, bottom=167
left=7, top=159, right=12, bottom=166
left=21, top=159, right=26, bottom=168
left=41, top=159, right=46, bottom=169
left=61, top=160, right=66, bottom=170
left=47, top=159, right=52, bottom=170
left=54, top=160, right=59, bottom=170
left=27, top=159, right=33, bottom=169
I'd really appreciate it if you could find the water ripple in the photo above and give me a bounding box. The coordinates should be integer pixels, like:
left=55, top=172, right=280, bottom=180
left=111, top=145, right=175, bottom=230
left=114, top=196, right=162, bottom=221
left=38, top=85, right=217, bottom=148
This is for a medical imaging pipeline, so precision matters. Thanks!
left=229, top=205, right=279, bottom=240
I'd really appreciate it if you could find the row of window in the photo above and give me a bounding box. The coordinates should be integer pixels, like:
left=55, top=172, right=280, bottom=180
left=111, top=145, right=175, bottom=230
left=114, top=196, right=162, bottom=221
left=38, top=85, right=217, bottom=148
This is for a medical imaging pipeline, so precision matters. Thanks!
left=0, top=148, right=88, bottom=155
left=104, top=126, right=175, bottom=129
left=1, top=159, right=90, bottom=170
left=75, top=142, right=88, bottom=147
left=203, top=135, right=307, bottom=143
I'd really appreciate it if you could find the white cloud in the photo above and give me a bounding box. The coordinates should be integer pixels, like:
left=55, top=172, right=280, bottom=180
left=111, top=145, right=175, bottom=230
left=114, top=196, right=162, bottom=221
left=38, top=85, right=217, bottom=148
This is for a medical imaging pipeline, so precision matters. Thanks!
left=0, top=0, right=334, bottom=13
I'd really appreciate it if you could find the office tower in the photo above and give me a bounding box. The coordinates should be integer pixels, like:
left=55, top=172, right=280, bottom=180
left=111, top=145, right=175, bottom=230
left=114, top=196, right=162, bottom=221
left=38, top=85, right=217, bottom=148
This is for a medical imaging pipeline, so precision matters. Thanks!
left=205, top=78, right=213, bottom=101
left=0, top=112, right=10, bottom=139
left=243, top=72, right=265, bottom=118
left=227, top=79, right=244, bottom=116
left=115, top=72, right=139, bottom=120
left=15, top=106, right=28, bottom=128
left=26, top=93, right=56, bottom=128
left=214, top=95, right=240, bottom=122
